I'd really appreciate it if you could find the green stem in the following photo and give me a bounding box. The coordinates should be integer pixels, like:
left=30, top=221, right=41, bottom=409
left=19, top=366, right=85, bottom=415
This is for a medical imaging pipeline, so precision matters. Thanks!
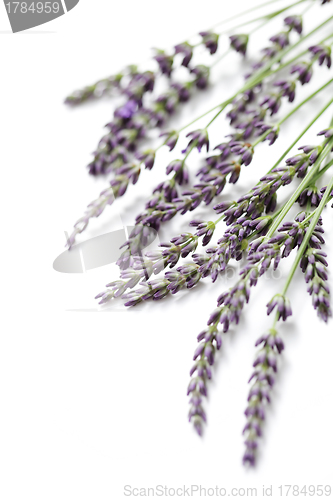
left=217, top=0, right=306, bottom=37
left=312, top=157, right=333, bottom=185
left=209, top=0, right=292, bottom=31
left=281, top=173, right=333, bottom=296
left=210, top=48, right=231, bottom=69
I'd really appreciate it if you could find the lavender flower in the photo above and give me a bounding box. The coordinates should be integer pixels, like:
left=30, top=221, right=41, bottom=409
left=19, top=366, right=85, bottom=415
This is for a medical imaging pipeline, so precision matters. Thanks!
left=243, top=327, right=285, bottom=466
left=308, top=44, right=332, bottom=68
left=190, top=65, right=210, bottom=89
left=182, top=129, right=209, bottom=153
left=154, top=49, right=174, bottom=77
left=229, top=34, right=249, bottom=56
left=300, top=217, right=331, bottom=322
left=269, top=31, right=289, bottom=49
left=284, top=15, right=302, bottom=34
left=199, top=31, right=219, bottom=54
left=174, top=42, right=193, bottom=67
left=290, top=61, right=313, bottom=85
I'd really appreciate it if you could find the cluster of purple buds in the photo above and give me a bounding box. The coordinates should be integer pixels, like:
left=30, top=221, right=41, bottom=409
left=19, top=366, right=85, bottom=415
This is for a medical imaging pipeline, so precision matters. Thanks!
left=135, top=149, right=155, bottom=170
left=301, top=247, right=331, bottom=322
left=266, top=294, right=292, bottom=320
left=190, top=65, right=210, bottom=89
left=154, top=49, right=174, bottom=77
left=189, top=220, right=216, bottom=246
left=229, top=141, right=254, bottom=166
left=260, top=93, right=281, bottom=116
left=159, top=130, right=179, bottom=151
left=243, top=327, right=284, bottom=466
left=174, top=42, right=193, bottom=67
left=273, top=80, right=296, bottom=102
left=192, top=218, right=251, bottom=283
left=270, top=212, right=324, bottom=258
left=298, top=185, right=321, bottom=207
left=318, top=127, right=333, bottom=140
left=308, top=44, right=332, bottom=68
left=199, top=31, right=219, bottom=54
left=229, top=34, right=249, bottom=56
left=290, top=61, right=313, bottom=85
left=182, top=128, right=209, bottom=154
left=269, top=31, right=289, bottom=49
left=284, top=15, right=302, bottom=34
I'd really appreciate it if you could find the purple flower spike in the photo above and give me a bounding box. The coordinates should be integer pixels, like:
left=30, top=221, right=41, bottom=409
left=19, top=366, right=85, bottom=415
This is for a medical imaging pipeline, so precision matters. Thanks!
left=229, top=34, right=249, bottom=56
left=243, top=325, right=285, bottom=465
left=300, top=220, right=332, bottom=322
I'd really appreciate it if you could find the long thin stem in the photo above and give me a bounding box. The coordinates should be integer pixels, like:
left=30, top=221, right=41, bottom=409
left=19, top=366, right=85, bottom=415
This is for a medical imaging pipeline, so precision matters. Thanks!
left=217, top=0, right=307, bottom=37
left=209, top=0, right=293, bottom=31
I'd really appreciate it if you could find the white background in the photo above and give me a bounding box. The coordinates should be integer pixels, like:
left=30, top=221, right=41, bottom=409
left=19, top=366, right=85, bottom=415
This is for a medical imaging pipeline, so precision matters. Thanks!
left=1, top=0, right=333, bottom=498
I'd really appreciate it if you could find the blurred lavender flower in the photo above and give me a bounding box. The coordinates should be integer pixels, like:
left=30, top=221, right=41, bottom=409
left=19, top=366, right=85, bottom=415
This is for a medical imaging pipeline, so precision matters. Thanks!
left=308, top=44, right=332, bottom=68
left=284, top=15, right=302, bottom=34
left=174, top=42, right=193, bottom=67
left=199, top=31, right=219, bottom=54
left=229, top=34, right=249, bottom=56
left=154, top=49, right=174, bottom=77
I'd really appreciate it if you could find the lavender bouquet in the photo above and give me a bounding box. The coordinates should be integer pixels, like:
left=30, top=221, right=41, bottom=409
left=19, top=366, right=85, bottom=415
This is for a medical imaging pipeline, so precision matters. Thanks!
left=63, top=0, right=333, bottom=466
